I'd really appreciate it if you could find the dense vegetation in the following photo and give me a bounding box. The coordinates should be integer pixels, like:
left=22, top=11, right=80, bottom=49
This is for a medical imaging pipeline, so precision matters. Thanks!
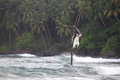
left=0, top=0, right=120, bottom=55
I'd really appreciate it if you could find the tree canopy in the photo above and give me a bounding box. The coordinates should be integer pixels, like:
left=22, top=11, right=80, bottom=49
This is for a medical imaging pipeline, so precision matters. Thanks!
left=0, top=0, right=120, bottom=55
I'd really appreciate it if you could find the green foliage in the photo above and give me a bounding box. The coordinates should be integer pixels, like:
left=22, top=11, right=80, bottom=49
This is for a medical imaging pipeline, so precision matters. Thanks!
left=80, top=34, right=97, bottom=49
left=55, top=15, right=71, bottom=36
left=106, top=22, right=120, bottom=35
left=50, top=42, right=70, bottom=52
left=104, top=0, right=120, bottom=19
left=79, top=22, right=120, bottom=54
left=0, top=0, right=120, bottom=54
left=79, top=22, right=103, bottom=49
left=101, top=23, right=120, bottom=54
left=101, top=35, right=120, bottom=54
left=0, top=44, right=10, bottom=52
left=16, top=33, right=35, bottom=50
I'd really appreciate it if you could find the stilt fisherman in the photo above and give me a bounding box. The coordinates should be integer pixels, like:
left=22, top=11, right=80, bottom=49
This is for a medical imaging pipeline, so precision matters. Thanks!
left=71, top=25, right=82, bottom=48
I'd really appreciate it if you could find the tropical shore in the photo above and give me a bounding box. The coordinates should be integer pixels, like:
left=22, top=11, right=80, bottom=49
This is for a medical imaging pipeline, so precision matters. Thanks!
left=0, top=49, right=120, bottom=59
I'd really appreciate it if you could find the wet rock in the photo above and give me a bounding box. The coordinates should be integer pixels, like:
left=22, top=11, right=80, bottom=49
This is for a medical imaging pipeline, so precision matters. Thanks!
left=107, top=51, right=117, bottom=57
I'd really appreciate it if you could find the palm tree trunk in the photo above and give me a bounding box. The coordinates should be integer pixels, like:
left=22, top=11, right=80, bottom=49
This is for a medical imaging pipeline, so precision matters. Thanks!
left=85, top=12, right=92, bottom=24
left=9, top=29, right=11, bottom=46
left=101, top=19, right=107, bottom=29
left=46, top=24, right=52, bottom=45
left=15, top=28, right=18, bottom=37
left=44, top=28, right=49, bottom=43
left=116, top=16, right=120, bottom=22
left=23, top=22, right=27, bottom=32
left=40, top=29, right=47, bottom=49
left=110, top=18, right=114, bottom=25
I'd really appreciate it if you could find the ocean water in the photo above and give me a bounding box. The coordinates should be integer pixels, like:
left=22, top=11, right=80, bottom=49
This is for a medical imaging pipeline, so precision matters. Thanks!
left=0, top=53, right=120, bottom=80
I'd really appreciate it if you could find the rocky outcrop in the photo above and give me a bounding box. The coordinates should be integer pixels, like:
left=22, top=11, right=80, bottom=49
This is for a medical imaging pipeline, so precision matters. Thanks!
left=103, top=51, right=120, bottom=58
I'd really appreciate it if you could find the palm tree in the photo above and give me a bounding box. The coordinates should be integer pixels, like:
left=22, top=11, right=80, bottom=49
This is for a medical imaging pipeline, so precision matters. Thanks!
left=17, top=0, right=51, bottom=49
left=1, top=0, right=21, bottom=46
left=4, top=11, right=19, bottom=46
left=59, top=0, right=74, bottom=18
left=55, top=15, right=71, bottom=36
left=31, top=0, right=50, bottom=49
left=17, top=0, right=35, bottom=32
left=76, top=0, right=93, bottom=24
left=31, top=12, right=46, bottom=33
left=93, top=0, right=107, bottom=28
left=111, top=0, right=120, bottom=6
left=53, top=0, right=74, bottom=36
left=104, top=0, right=120, bottom=22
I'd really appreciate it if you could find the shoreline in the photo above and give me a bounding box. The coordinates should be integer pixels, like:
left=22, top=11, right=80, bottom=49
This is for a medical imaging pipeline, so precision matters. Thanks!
left=0, top=50, right=120, bottom=59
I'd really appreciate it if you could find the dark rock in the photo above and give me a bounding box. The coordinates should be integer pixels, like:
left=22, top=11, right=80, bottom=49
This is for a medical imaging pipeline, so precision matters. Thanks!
left=32, top=51, right=61, bottom=57
left=78, top=48, right=102, bottom=57
left=107, top=51, right=117, bottom=57
left=0, top=52, right=11, bottom=55
left=77, top=49, right=87, bottom=56
left=115, top=55, right=120, bottom=58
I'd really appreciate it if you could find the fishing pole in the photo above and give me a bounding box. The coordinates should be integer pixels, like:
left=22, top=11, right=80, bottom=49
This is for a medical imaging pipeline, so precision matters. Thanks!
left=44, top=11, right=81, bottom=65
left=44, top=12, right=71, bottom=31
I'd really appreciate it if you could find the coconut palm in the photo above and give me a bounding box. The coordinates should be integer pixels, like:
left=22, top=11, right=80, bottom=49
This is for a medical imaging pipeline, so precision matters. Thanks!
left=93, top=0, right=107, bottom=28
left=76, top=0, right=93, bottom=24
left=17, top=0, right=35, bottom=32
left=5, top=11, right=19, bottom=46
left=54, top=0, right=74, bottom=36
left=59, top=0, right=74, bottom=18
left=2, top=0, right=21, bottom=46
left=104, top=0, right=120, bottom=22
left=111, top=0, right=120, bottom=6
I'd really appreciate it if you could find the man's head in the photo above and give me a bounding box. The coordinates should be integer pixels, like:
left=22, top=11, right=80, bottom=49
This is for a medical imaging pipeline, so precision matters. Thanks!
left=73, top=25, right=75, bottom=28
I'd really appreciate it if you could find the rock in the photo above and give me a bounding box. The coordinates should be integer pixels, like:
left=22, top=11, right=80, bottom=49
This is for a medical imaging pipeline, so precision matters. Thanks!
left=107, top=51, right=117, bottom=57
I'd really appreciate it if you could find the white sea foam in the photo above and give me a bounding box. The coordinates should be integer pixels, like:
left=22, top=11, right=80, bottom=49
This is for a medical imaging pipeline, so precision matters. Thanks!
left=17, top=53, right=37, bottom=57
left=0, top=53, right=120, bottom=80
left=0, top=77, right=95, bottom=80
left=73, top=55, right=120, bottom=63
left=96, top=66, right=120, bottom=75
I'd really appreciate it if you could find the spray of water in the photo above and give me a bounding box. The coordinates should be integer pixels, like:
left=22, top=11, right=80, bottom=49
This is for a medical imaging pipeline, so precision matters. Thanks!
left=0, top=53, right=120, bottom=80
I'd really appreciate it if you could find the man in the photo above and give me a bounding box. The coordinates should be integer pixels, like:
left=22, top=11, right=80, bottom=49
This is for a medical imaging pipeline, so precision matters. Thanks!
left=71, top=25, right=82, bottom=48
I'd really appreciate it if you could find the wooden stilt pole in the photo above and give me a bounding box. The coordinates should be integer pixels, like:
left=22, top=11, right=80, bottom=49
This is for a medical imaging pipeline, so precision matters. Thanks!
left=70, top=12, right=81, bottom=65
left=70, top=32, right=75, bottom=65
left=71, top=46, right=73, bottom=65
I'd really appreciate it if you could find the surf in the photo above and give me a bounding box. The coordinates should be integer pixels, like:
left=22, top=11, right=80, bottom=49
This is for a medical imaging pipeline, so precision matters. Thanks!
left=0, top=53, right=120, bottom=80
